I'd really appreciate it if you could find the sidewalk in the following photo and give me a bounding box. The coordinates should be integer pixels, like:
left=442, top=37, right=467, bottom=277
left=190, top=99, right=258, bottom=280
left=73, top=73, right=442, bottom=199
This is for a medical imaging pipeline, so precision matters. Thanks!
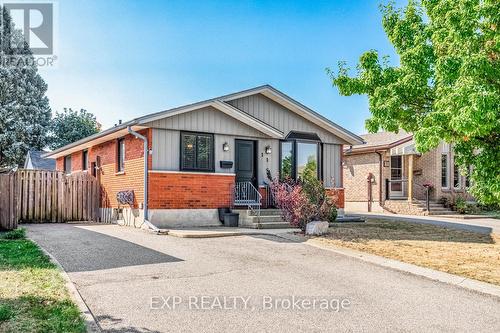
left=349, top=212, right=499, bottom=234
left=166, top=227, right=299, bottom=238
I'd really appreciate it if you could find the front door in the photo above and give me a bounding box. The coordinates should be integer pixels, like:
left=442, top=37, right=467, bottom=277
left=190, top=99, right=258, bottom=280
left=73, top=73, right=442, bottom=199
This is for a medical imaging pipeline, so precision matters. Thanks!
left=235, top=140, right=256, bottom=185
left=390, top=155, right=404, bottom=197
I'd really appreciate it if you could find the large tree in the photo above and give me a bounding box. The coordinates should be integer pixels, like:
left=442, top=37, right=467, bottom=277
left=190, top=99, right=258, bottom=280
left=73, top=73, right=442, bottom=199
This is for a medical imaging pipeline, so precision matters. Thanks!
left=328, top=0, right=499, bottom=204
left=49, top=108, right=101, bottom=149
left=0, top=6, right=52, bottom=167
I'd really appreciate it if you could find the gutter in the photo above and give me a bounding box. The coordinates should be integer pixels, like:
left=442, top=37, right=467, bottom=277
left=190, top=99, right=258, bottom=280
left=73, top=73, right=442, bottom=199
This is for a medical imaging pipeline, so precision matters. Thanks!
left=126, top=126, right=160, bottom=233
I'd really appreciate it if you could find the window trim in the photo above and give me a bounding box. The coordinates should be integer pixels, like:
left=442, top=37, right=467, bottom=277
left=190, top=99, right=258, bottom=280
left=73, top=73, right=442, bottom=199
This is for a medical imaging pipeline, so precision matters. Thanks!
left=453, top=161, right=462, bottom=190
left=179, top=131, right=215, bottom=172
left=64, top=155, right=72, bottom=174
left=117, top=138, right=125, bottom=173
left=82, top=150, right=88, bottom=171
left=279, top=138, right=322, bottom=181
left=441, top=153, right=449, bottom=189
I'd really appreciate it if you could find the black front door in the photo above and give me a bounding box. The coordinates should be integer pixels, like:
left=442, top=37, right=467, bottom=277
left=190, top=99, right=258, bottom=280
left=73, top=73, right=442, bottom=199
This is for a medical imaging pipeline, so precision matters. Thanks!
left=235, top=140, right=256, bottom=185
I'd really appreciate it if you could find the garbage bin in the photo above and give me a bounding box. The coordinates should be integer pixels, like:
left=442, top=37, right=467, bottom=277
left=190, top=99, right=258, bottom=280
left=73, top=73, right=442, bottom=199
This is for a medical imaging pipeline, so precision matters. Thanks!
left=223, top=213, right=239, bottom=227
left=217, top=207, right=231, bottom=223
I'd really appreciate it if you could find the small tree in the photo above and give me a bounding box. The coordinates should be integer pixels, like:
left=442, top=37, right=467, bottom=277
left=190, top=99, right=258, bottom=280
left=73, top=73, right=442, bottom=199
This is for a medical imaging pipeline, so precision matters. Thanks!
left=49, top=108, right=101, bottom=149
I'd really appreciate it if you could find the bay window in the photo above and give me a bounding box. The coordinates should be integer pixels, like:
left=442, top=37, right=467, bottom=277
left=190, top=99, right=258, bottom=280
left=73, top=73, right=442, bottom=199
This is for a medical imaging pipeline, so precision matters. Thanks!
left=279, top=133, right=321, bottom=180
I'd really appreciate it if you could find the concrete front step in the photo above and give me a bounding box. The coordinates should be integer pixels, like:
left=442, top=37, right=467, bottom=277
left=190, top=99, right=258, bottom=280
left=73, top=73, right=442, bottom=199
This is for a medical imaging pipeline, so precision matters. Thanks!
left=247, top=221, right=291, bottom=229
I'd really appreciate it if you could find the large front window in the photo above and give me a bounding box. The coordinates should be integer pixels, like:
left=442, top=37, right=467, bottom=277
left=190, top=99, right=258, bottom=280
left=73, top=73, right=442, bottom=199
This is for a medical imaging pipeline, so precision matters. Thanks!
left=181, top=132, right=214, bottom=172
left=441, top=153, right=449, bottom=188
left=280, top=139, right=320, bottom=180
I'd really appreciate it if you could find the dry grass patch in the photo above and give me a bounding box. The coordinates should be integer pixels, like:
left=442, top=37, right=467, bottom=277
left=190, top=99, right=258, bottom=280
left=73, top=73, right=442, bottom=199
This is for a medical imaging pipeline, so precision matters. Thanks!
left=313, top=219, right=500, bottom=285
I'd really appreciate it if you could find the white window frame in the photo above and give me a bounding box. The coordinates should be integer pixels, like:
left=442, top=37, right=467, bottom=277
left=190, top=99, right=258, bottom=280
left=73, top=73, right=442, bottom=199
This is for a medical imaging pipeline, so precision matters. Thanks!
left=441, top=153, right=449, bottom=189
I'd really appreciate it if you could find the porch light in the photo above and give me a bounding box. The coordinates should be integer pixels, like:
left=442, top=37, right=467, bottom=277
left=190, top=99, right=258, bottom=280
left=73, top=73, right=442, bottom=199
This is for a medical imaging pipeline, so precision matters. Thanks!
left=265, top=145, right=272, bottom=154
left=222, top=142, right=229, bottom=152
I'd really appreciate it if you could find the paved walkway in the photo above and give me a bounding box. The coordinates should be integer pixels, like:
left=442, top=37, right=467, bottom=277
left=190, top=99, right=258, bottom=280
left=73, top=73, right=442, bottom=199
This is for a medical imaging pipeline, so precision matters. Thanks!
left=351, top=212, right=500, bottom=234
left=26, top=223, right=500, bottom=332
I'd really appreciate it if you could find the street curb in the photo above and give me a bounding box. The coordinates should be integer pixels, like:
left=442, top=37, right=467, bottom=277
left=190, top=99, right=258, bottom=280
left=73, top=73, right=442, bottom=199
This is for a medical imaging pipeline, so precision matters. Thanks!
left=275, top=233, right=500, bottom=299
left=166, top=229, right=298, bottom=238
left=34, top=241, right=102, bottom=333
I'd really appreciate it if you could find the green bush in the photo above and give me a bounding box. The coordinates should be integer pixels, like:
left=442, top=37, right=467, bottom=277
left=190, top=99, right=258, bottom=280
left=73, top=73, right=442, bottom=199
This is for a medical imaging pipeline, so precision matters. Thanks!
left=327, top=205, right=337, bottom=222
left=455, top=197, right=467, bottom=214
left=1, top=228, right=26, bottom=240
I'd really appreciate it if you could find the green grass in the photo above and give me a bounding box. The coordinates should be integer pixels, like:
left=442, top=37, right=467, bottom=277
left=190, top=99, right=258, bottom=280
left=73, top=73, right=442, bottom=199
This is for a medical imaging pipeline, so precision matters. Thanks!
left=0, top=228, right=26, bottom=240
left=0, top=230, right=85, bottom=333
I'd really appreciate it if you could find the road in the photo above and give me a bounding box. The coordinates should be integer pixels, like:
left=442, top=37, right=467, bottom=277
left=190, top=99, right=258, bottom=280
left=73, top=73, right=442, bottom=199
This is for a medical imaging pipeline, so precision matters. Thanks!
left=26, top=223, right=500, bottom=332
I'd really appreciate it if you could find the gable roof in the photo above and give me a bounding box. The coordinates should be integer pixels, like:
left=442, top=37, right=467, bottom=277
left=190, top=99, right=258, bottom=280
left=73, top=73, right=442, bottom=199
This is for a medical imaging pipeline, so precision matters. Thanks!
left=345, top=131, right=413, bottom=155
left=44, top=85, right=364, bottom=158
left=25, top=150, right=56, bottom=170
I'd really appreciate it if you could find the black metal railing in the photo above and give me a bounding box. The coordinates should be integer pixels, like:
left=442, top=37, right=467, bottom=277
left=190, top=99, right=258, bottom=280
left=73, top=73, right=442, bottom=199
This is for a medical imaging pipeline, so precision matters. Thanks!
left=231, top=182, right=262, bottom=215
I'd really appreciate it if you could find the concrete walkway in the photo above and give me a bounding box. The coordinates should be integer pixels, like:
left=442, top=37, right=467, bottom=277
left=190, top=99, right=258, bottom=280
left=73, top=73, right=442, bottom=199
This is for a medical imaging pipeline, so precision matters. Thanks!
left=351, top=212, right=500, bottom=234
left=26, top=223, right=500, bottom=332
left=166, top=227, right=298, bottom=238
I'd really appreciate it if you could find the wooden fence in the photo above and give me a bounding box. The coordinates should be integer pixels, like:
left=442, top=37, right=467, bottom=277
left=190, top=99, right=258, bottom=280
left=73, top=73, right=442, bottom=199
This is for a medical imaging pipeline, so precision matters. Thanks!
left=0, top=170, right=101, bottom=230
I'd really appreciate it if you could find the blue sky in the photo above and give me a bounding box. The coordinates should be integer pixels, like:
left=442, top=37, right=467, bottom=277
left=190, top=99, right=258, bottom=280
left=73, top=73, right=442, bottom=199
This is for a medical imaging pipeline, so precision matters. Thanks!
left=41, top=0, right=402, bottom=134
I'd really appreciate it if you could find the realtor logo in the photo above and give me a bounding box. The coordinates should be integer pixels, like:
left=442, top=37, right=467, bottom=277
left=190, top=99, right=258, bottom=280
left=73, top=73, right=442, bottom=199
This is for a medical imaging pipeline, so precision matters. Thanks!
left=3, top=1, right=53, bottom=54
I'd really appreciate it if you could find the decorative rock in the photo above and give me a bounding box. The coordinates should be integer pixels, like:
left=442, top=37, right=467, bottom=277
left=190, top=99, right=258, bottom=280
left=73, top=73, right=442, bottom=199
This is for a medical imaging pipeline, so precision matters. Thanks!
left=305, top=221, right=329, bottom=235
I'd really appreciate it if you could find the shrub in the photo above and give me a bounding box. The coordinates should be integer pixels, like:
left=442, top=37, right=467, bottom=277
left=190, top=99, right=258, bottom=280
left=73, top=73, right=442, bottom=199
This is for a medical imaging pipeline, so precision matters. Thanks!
left=455, top=197, right=467, bottom=214
left=269, top=171, right=337, bottom=231
left=1, top=228, right=26, bottom=240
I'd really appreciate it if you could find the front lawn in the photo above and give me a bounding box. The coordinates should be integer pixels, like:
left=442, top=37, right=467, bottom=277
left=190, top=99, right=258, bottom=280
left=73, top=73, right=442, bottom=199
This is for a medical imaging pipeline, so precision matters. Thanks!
left=0, top=229, right=85, bottom=333
left=312, top=219, right=500, bottom=286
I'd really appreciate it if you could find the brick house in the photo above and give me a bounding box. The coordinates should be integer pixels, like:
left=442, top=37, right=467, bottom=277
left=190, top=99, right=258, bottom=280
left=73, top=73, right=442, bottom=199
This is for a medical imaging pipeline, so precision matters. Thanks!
left=45, top=85, right=363, bottom=228
left=343, top=131, right=472, bottom=215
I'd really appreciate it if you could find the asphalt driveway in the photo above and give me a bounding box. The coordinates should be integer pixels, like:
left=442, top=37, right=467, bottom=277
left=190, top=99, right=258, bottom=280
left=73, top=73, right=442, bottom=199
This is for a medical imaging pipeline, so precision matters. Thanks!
left=26, top=223, right=500, bottom=332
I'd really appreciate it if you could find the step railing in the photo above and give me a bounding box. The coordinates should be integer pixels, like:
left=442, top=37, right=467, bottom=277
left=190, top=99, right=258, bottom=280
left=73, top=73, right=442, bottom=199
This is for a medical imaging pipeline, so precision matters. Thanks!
left=385, top=178, right=431, bottom=211
left=232, top=182, right=262, bottom=216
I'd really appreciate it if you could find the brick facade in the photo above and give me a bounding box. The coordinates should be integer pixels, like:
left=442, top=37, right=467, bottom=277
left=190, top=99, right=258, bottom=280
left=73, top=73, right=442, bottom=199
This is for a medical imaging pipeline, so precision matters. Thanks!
left=148, top=172, right=235, bottom=209
left=56, top=129, right=151, bottom=209
left=343, top=142, right=472, bottom=214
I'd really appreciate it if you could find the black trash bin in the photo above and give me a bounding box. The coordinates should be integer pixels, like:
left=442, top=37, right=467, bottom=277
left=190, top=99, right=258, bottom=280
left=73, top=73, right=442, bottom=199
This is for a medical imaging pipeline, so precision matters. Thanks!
left=217, top=207, right=231, bottom=223
left=223, top=213, right=239, bottom=227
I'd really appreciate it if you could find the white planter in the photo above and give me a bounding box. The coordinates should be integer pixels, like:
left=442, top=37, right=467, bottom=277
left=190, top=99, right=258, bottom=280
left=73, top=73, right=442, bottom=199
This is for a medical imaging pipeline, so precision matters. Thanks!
left=305, top=221, right=329, bottom=235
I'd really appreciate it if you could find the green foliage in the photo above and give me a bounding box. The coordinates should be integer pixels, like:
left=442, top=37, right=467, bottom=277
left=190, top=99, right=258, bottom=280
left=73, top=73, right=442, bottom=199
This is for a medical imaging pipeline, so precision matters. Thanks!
left=328, top=0, right=500, bottom=204
left=0, top=304, right=14, bottom=321
left=327, top=204, right=338, bottom=223
left=49, top=108, right=101, bottom=150
left=0, top=227, right=25, bottom=240
left=0, top=7, right=52, bottom=167
left=455, top=196, right=467, bottom=214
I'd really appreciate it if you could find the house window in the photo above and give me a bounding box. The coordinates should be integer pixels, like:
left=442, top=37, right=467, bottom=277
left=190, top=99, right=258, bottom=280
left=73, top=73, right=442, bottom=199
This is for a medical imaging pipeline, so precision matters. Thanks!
left=465, top=166, right=472, bottom=188
left=280, top=141, right=293, bottom=179
left=180, top=132, right=214, bottom=172
left=82, top=150, right=88, bottom=171
left=441, top=154, right=449, bottom=188
left=279, top=138, right=321, bottom=180
left=453, top=162, right=461, bottom=189
left=64, top=155, right=71, bottom=174
left=117, top=138, right=125, bottom=172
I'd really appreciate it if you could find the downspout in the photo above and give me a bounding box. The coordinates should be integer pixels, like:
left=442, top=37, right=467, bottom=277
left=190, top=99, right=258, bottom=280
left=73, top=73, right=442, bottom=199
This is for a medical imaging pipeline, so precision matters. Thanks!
left=127, top=126, right=160, bottom=233
left=376, top=151, right=383, bottom=206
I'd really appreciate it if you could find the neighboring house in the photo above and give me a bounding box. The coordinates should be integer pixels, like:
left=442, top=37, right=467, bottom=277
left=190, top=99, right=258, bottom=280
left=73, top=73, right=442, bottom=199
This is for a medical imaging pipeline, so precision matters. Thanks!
left=343, top=131, right=472, bottom=215
left=44, top=85, right=363, bottom=228
left=24, top=150, right=56, bottom=170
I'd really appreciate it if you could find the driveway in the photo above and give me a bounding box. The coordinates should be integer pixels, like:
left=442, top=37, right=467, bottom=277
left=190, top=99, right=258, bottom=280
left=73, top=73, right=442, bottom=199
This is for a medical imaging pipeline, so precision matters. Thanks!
left=26, top=223, right=500, bottom=332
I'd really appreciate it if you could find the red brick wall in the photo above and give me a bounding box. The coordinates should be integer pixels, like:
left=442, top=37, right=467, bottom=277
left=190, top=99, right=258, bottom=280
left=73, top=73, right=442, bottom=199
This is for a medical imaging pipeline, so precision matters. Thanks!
left=326, top=188, right=345, bottom=209
left=55, top=129, right=150, bottom=208
left=148, top=172, right=235, bottom=209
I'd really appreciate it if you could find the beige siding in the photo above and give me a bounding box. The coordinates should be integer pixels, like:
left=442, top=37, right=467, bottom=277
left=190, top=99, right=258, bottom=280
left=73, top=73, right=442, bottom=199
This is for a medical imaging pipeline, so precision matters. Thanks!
left=227, top=94, right=345, bottom=144
left=152, top=128, right=179, bottom=170
left=144, top=106, right=267, bottom=138
left=323, top=144, right=342, bottom=187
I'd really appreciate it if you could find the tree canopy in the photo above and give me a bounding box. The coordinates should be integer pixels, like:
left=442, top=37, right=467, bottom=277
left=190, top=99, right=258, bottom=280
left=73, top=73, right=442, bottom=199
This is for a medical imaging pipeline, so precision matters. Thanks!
left=49, top=108, right=101, bottom=150
left=328, top=0, right=499, bottom=204
left=0, top=6, right=52, bottom=167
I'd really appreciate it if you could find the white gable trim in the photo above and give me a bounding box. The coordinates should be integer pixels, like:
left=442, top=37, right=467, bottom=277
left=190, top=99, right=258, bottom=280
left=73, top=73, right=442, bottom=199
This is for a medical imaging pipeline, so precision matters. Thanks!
left=138, top=100, right=283, bottom=139
left=223, top=86, right=363, bottom=145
